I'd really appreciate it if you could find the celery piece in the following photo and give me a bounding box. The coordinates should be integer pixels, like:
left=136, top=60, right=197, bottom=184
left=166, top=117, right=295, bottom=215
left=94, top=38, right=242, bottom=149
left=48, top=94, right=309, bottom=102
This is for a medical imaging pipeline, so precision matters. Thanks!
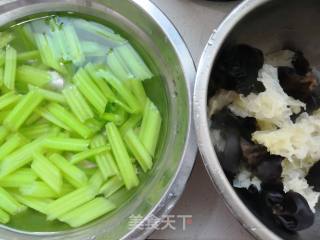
left=70, top=146, right=110, bottom=164
left=85, top=63, right=116, bottom=100
left=0, top=169, right=37, bottom=188
left=46, top=185, right=97, bottom=221
left=63, top=24, right=85, bottom=65
left=16, top=65, right=51, bottom=87
left=0, top=110, right=10, bottom=123
left=0, top=126, right=9, bottom=144
left=47, top=103, right=92, bottom=138
left=0, top=32, right=14, bottom=49
left=0, top=91, right=21, bottom=111
left=91, top=135, right=119, bottom=180
left=85, top=118, right=104, bottom=134
left=107, top=50, right=133, bottom=83
left=3, top=90, right=44, bottom=131
left=0, top=138, right=44, bottom=177
left=125, top=129, right=153, bottom=172
left=14, top=24, right=36, bottom=50
left=29, top=85, right=65, bottom=103
left=49, top=153, right=88, bottom=188
left=62, top=85, right=94, bottom=122
left=0, top=67, right=3, bottom=86
left=25, top=111, right=41, bottom=126
left=3, top=45, right=17, bottom=90
left=0, top=208, right=9, bottom=224
left=74, top=68, right=108, bottom=114
left=101, top=113, right=125, bottom=126
left=20, top=123, right=53, bottom=139
left=89, top=170, right=104, bottom=192
left=0, top=50, right=5, bottom=67
left=120, top=114, right=142, bottom=136
left=44, top=137, right=90, bottom=152
left=108, top=187, right=135, bottom=207
left=105, top=122, right=139, bottom=189
left=13, top=194, right=51, bottom=214
left=50, top=28, right=71, bottom=62
left=59, top=197, right=116, bottom=227
left=81, top=41, right=107, bottom=57
left=17, top=50, right=40, bottom=62
left=130, top=79, right=147, bottom=107
left=139, top=99, right=162, bottom=157
left=32, top=152, right=62, bottom=194
left=115, top=44, right=153, bottom=81
left=98, top=70, right=141, bottom=113
left=60, top=183, right=75, bottom=196
left=19, top=181, right=58, bottom=198
left=36, top=107, right=71, bottom=131
left=0, top=133, right=27, bottom=162
left=99, top=176, right=124, bottom=198
left=0, top=187, right=26, bottom=215
left=73, top=19, right=125, bottom=44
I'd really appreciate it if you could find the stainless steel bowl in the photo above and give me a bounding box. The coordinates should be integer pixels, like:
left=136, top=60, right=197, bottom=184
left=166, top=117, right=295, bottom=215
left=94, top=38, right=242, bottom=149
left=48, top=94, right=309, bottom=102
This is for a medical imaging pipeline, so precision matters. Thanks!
left=195, top=0, right=320, bottom=239
left=0, top=0, right=197, bottom=239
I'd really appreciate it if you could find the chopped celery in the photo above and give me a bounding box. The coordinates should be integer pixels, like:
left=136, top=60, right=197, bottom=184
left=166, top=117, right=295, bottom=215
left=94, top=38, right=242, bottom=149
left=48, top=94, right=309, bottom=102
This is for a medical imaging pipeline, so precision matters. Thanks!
left=25, top=111, right=41, bottom=126
left=59, top=197, right=116, bottom=227
left=73, top=19, right=126, bottom=44
left=17, top=50, right=40, bottom=62
left=0, top=91, right=21, bottom=111
left=46, top=186, right=97, bottom=221
left=50, top=28, right=70, bottom=62
left=43, top=137, right=90, bottom=152
left=0, top=126, right=9, bottom=144
left=16, top=65, right=51, bottom=87
left=63, top=24, right=85, bottom=65
left=62, top=85, right=94, bottom=122
left=13, top=193, right=51, bottom=214
left=89, top=170, right=104, bottom=192
left=98, top=70, right=141, bottom=113
left=19, top=181, right=58, bottom=198
left=49, top=154, right=88, bottom=188
left=84, top=118, right=104, bottom=134
left=0, top=67, right=3, bottom=86
left=29, top=85, right=66, bottom=103
left=99, top=176, right=124, bottom=198
left=0, top=187, right=26, bottom=215
left=91, top=135, right=119, bottom=180
left=60, top=183, right=75, bottom=196
left=0, top=110, right=10, bottom=123
left=14, top=24, right=36, bottom=49
left=32, top=152, right=62, bottom=194
left=36, top=107, right=71, bottom=131
left=106, top=122, right=139, bottom=190
left=3, top=90, right=44, bottom=131
left=0, top=169, right=37, bottom=188
left=130, top=79, right=147, bottom=107
left=125, top=129, right=153, bottom=172
left=139, top=99, right=162, bottom=156
left=70, top=145, right=110, bottom=164
left=47, top=103, right=92, bottom=138
left=0, top=138, right=44, bottom=177
left=81, top=41, right=107, bottom=57
left=107, top=50, right=133, bottom=83
left=0, top=208, right=9, bottom=224
left=115, top=44, right=153, bottom=80
left=0, top=32, right=14, bottom=49
left=120, top=114, right=142, bottom=135
left=74, top=68, right=108, bottom=114
left=101, top=112, right=126, bottom=126
left=20, top=123, right=53, bottom=139
left=0, top=133, right=27, bottom=162
left=3, top=45, right=17, bottom=90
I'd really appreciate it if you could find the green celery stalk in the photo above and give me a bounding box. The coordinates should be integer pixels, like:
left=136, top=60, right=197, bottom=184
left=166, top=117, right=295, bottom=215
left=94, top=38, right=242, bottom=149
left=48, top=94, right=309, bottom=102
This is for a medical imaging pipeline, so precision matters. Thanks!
left=84, top=118, right=104, bottom=134
left=70, top=146, right=110, bottom=164
left=81, top=41, right=107, bottom=57
left=3, top=45, right=17, bottom=90
left=120, top=114, right=142, bottom=136
left=0, top=126, right=9, bottom=144
left=43, top=137, right=90, bottom=152
left=49, top=153, right=88, bottom=188
left=14, top=24, right=36, bottom=49
left=25, top=112, right=41, bottom=126
left=63, top=24, right=85, bottom=65
left=3, top=90, right=44, bottom=131
left=125, top=129, right=153, bottom=172
left=36, top=107, right=71, bottom=131
left=89, top=170, right=104, bottom=192
left=0, top=32, right=14, bottom=49
left=101, top=112, right=126, bottom=126
left=107, top=50, right=133, bottom=84
left=16, top=65, right=51, bottom=87
left=0, top=169, right=37, bottom=188
left=91, top=135, right=119, bottom=180
left=0, top=187, right=26, bottom=215
left=74, top=68, right=108, bottom=114
left=20, top=123, right=53, bottom=139
left=62, top=85, right=94, bottom=122
left=0, top=91, right=21, bottom=111
left=99, top=176, right=124, bottom=198
left=0, top=50, right=5, bottom=67
left=46, top=185, right=97, bottom=221
left=13, top=193, right=52, bottom=214
left=139, top=99, right=162, bottom=157
left=105, top=122, right=139, bottom=189
left=130, top=79, right=147, bottom=107
left=0, top=111, right=10, bottom=123
left=32, top=152, right=62, bottom=194
left=50, top=28, right=70, bottom=62
left=19, top=181, right=58, bottom=198
left=0, top=138, right=44, bottom=178
left=60, top=183, right=75, bottom=196
left=0, top=133, right=27, bottom=162
left=98, top=70, right=141, bottom=113
left=59, top=197, right=116, bottom=227
left=115, top=44, right=153, bottom=80
left=0, top=208, right=9, bottom=224
left=29, top=85, right=66, bottom=103
left=0, top=67, right=3, bottom=86
left=47, top=103, right=92, bottom=138
left=108, top=187, right=135, bottom=207
left=17, top=50, right=40, bottom=62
